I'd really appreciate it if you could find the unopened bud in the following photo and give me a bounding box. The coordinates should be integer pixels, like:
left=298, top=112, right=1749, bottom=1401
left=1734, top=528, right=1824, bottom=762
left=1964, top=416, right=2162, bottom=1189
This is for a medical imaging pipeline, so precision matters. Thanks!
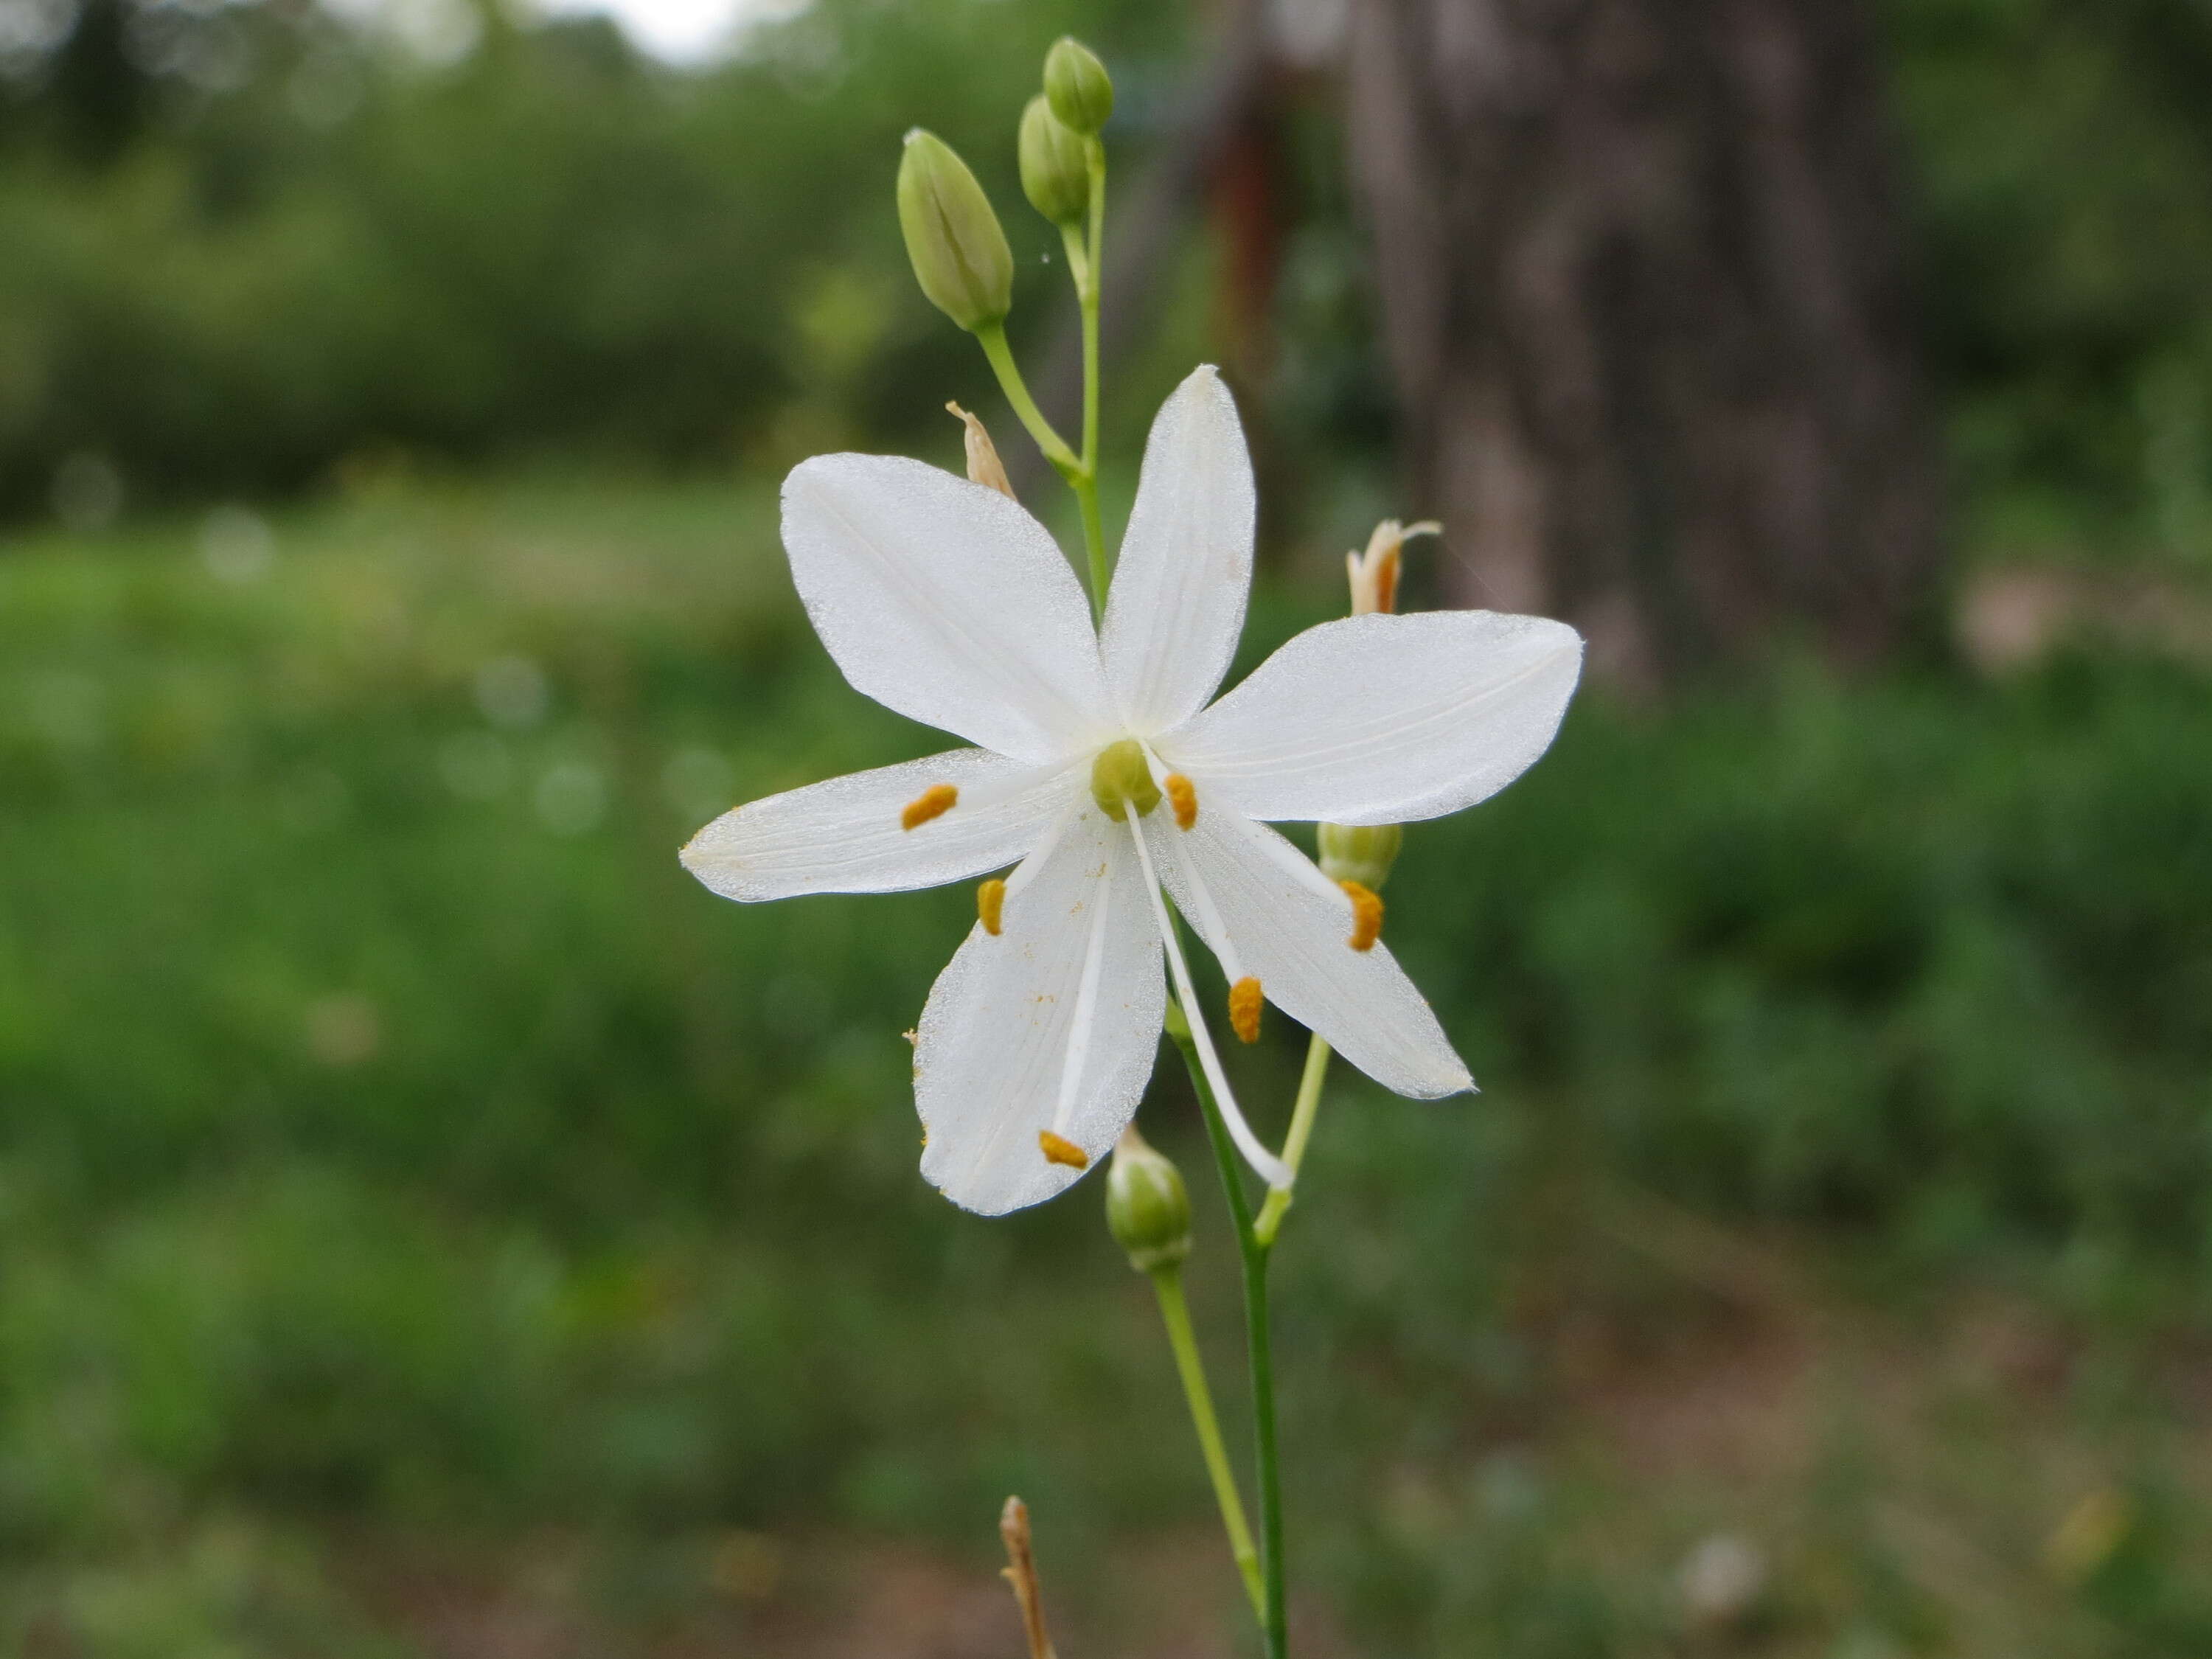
left=1043, top=37, right=1113, bottom=136
left=1105, top=1125, right=1191, bottom=1273
left=1018, top=95, right=1091, bottom=227
left=897, top=129, right=1013, bottom=333
left=1318, top=821, right=1403, bottom=890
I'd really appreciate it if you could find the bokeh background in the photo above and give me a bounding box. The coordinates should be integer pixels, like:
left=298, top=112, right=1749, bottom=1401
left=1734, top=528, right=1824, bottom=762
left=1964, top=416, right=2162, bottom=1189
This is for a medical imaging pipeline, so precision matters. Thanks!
left=3, top=0, right=2211, bottom=1652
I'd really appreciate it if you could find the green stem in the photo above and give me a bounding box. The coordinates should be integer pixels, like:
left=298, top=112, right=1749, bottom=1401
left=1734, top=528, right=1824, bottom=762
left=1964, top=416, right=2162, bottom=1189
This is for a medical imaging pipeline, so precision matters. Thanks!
left=1253, top=1034, right=1332, bottom=1247
left=1150, top=1265, right=1266, bottom=1620
left=1059, top=222, right=1110, bottom=618
left=1172, top=1015, right=1290, bottom=1659
left=973, top=320, right=1082, bottom=482
left=1079, top=142, right=1106, bottom=606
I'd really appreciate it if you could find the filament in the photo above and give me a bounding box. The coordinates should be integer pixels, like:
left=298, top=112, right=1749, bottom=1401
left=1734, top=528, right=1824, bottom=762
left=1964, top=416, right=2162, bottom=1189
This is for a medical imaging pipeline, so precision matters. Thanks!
left=1122, top=804, right=1289, bottom=1189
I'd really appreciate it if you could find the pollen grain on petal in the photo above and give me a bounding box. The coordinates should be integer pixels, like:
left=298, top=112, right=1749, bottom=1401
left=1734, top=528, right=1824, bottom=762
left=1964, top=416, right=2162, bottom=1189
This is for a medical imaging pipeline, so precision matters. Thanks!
left=1340, top=880, right=1384, bottom=951
left=976, top=877, right=1007, bottom=935
left=900, top=783, right=959, bottom=830
left=1164, top=772, right=1198, bottom=830
left=1228, top=975, right=1264, bottom=1044
left=1038, top=1130, right=1090, bottom=1169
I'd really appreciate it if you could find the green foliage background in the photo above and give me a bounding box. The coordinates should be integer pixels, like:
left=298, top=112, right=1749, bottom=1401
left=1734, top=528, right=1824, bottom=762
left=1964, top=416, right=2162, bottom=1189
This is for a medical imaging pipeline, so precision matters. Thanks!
left=1, top=0, right=2211, bottom=1652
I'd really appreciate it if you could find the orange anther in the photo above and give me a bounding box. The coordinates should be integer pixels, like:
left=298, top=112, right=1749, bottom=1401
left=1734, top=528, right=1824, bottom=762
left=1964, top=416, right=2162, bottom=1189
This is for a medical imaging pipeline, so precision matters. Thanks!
left=1038, top=1130, right=1090, bottom=1169
left=900, top=783, right=959, bottom=830
left=1340, top=880, right=1384, bottom=951
left=1228, top=975, right=1264, bottom=1044
left=1164, top=772, right=1198, bottom=830
left=975, top=877, right=1007, bottom=935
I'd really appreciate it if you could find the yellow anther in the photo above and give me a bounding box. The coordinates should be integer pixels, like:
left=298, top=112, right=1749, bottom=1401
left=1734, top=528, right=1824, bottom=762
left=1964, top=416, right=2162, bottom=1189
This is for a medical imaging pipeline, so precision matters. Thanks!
left=900, top=783, right=959, bottom=830
left=1038, top=1130, right=1089, bottom=1169
left=976, top=877, right=1007, bottom=936
left=1228, top=975, right=1264, bottom=1044
left=1164, top=772, right=1198, bottom=830
left=1340, top=880, right=1384, bottom=951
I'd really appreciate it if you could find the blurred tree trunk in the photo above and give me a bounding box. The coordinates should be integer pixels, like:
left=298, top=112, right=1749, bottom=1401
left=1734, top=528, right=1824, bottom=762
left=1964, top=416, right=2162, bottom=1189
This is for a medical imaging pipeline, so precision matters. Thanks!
left=1346, top=0, right=1944, bottom=682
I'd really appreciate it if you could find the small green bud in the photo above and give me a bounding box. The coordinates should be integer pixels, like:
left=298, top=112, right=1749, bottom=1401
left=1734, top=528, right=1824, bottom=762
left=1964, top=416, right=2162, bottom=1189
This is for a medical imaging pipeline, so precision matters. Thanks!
left=1089, top=738, right=1161, bottom=819
left=1018, top=95, right=1090, bottom=227
left=1105, top=1126, right=1191, bottom=1273
left=1043, top=36, right=1113, bottom=136
left=897, top=128, right=1013, bottom=332
left=1318, top=821, right=1404, bottom=890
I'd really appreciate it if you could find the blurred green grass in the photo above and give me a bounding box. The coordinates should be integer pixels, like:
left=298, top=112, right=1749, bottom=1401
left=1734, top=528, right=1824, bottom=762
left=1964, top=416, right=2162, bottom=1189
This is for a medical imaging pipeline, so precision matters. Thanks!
left=4, top=476, right=2212, bottom=1655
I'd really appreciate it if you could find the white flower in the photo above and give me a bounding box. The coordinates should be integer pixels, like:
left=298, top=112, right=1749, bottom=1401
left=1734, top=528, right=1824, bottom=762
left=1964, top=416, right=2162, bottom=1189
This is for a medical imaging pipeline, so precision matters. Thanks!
left=682, top=367, right=1583, bottom=1216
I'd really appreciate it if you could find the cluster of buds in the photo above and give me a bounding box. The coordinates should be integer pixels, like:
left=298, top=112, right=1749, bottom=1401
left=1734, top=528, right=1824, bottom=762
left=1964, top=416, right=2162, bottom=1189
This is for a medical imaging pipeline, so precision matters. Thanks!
left=895, top=38, right=1113, bottom=333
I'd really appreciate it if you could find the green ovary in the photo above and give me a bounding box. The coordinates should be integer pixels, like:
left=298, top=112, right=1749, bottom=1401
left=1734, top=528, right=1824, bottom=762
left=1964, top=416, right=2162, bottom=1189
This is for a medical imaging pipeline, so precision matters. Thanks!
left=1091, top=739, right=1161, bottom=818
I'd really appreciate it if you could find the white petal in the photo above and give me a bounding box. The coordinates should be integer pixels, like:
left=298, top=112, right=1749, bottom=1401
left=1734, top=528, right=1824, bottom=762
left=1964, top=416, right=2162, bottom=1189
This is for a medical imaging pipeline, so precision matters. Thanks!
left=681, top=749, right=1077, bottom=902
left=1158, top=611, right=1583, bottom=825
left=784, top=455, right=1113, bottom=763
left=1155, top=807, right=1472, bottom=1099
left=917, top=807, right=1166, bottom=1214
left=1099, top=366, right=1255, bottom=735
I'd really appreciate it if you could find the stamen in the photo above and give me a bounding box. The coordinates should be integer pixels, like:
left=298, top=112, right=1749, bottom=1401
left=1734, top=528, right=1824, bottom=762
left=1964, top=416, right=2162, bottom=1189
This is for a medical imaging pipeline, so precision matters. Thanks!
left=1164, top=773, right=1198, bottom=830
left=900, top=783, right=959, bottom=830
left=976, top=877, right=1007, bottom=935
left=1121, top=804, right=1291, bottom=1190
left=1163, top=838, right=1244, bottom=985
left=1228, top=976, right=1264, bottom=1045
left=1340, top=880, right=1384, bottom=951
left=1038, top=1130, right=1089, bottom=1169
left=1049, top=855, right=1116, bottom=1139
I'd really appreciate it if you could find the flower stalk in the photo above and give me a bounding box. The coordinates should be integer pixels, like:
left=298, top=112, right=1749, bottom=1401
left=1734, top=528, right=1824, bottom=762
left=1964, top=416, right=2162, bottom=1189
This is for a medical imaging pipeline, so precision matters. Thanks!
left=1172, top=1006, right=1289, bottom=1659
left=1074, top=135, right=1107, bottom=613
left=695, top=43, right=1586, bottom=1658
left=1252, top=1033, right=1332, bottom=1247
left=972, top=320, right=1081, bottom=484
left=1150, top=1265, right=1266, bottom=1618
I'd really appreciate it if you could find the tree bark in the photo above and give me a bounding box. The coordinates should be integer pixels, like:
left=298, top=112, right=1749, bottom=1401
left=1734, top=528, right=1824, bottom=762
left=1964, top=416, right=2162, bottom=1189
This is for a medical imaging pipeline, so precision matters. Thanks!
left=1346, top=0, right=1944, bottom=682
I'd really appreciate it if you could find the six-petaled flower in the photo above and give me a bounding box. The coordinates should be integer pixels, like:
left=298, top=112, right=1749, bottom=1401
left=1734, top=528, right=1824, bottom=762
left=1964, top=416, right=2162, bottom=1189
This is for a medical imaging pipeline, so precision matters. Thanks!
left=682, top=367, right=1582, bottom=1215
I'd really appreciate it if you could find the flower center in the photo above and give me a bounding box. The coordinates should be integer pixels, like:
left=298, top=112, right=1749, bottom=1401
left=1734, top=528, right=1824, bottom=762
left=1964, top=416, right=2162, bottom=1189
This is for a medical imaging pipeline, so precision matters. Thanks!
left=1089, top=738, right=1161, bottom=818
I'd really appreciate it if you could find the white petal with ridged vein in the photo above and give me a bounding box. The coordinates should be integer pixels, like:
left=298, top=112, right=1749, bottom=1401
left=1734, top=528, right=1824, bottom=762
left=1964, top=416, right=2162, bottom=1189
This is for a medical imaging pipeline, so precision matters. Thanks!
left=1100, top=366, right=1255, bottom=736
left=917, top=807, right=1166, bottom=1214
left=680, top=749, right=1077, bottom=902
left=1156, top=807, right=1471, bottom=1099
left=1158, top=611, right=1582, bottom=825
left=783, top=455, right=1113, bottom=763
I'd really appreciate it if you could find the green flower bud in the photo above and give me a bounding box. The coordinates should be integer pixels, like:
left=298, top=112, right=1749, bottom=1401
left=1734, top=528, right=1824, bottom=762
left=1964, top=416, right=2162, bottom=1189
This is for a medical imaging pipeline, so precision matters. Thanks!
left=897, top=128, right=1013, bottom=333
left=1090, top=737, right=1161, bottom=818
left=1105, top=1126, right=1191, bottom=1273
left=1318, top=821, right=1404, bottom=890
left=1043, top=36, right=1113, bottom=136
left=1018, top=95, right=1090, bottom=227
